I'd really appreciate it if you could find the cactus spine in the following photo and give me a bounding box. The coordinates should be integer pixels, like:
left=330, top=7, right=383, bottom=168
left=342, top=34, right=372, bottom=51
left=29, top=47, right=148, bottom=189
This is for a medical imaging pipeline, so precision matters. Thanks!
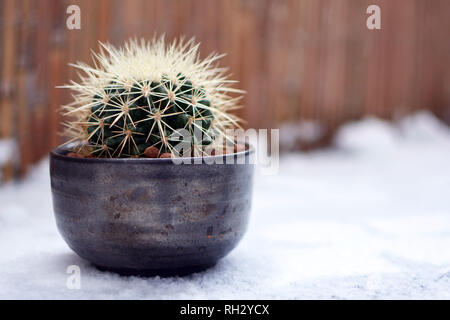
left=61, top=37, right=242, bottom=158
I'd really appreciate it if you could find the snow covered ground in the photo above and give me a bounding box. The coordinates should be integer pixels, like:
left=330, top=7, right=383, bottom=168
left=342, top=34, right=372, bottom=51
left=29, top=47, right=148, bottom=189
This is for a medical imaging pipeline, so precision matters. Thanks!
left=0, top=139, right=15, bottom=181
left=0, top=112, right=449, bottom=299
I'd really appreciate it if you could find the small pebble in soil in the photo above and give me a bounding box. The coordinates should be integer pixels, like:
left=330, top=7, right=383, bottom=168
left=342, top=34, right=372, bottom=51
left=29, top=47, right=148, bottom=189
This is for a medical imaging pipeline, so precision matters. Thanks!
left=67, top=152, right=84, bottom=158
left=159, top=153, right=172, bottom=158
left=144, top=146, right=159, bottom=158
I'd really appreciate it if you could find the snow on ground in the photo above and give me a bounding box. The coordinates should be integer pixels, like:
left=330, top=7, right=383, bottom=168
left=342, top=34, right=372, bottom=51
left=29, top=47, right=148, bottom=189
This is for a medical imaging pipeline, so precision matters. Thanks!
left=0, top=139, right=15, bottom=181
left=0, top=111, right=450, bottom=299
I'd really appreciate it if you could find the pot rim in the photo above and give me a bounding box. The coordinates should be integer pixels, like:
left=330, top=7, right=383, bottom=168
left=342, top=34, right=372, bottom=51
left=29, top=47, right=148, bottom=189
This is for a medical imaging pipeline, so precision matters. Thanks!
left=50, top=143, right=254, bottom=164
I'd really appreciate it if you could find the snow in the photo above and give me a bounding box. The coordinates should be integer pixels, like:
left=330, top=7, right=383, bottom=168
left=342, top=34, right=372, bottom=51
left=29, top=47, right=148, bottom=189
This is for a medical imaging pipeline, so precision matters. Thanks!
left=0, top=139, right=16, bottom=180
left=280, top=120, right=325, bottom=149
left=1, top=111, right=450, bottom=299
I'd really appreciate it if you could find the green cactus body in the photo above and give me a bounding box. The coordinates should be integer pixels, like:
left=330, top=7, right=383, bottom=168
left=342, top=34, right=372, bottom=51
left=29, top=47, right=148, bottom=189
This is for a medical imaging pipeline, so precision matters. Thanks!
left=86, top=76, right=215, bottom=157
left=61, top=37, right=242, bottom=158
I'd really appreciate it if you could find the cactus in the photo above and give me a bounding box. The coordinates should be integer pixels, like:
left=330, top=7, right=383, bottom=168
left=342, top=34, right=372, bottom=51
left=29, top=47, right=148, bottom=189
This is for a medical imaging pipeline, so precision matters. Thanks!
left=61, top=37, right=242, bottom=158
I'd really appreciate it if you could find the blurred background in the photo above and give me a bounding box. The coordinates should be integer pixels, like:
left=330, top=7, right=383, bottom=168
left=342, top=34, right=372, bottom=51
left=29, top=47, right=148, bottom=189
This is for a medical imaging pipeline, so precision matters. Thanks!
left=1, top=1, right=450, bottom=298
left=1, top=0, right=450, bottom=181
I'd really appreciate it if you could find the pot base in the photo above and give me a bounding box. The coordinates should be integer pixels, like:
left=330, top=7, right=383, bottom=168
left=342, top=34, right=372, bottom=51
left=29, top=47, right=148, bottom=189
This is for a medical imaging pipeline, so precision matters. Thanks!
left=94, top=262, right=216, bottom=277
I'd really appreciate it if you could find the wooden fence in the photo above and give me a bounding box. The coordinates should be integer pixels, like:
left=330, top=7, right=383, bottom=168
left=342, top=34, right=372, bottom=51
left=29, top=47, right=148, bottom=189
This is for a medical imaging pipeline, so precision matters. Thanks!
left=1, top=0, right=450, bottom=181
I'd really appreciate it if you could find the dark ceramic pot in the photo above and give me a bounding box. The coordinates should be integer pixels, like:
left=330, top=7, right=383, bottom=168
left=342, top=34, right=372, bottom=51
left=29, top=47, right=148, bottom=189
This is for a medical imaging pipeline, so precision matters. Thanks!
left=50, top=146, right=254, bottom=276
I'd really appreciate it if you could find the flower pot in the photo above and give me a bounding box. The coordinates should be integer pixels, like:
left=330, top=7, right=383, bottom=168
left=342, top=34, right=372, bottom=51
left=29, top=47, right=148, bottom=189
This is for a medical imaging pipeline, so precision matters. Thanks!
left=50, top=146, right=254, bottom=276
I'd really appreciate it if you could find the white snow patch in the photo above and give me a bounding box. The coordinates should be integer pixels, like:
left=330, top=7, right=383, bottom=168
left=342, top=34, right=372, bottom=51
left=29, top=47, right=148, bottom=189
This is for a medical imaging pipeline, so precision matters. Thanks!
left=0, top=111, right=450, bottom=299
left=0, top=139, right=15, bottom=165
left=280, top=120, right=325, bottom=150
left=0, top=138, right=17, bottom=182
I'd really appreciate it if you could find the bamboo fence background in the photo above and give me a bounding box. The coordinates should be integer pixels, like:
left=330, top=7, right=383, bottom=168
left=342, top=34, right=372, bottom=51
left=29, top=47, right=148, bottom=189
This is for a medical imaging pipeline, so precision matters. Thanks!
left=1, top=0, right=450, bottom=181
